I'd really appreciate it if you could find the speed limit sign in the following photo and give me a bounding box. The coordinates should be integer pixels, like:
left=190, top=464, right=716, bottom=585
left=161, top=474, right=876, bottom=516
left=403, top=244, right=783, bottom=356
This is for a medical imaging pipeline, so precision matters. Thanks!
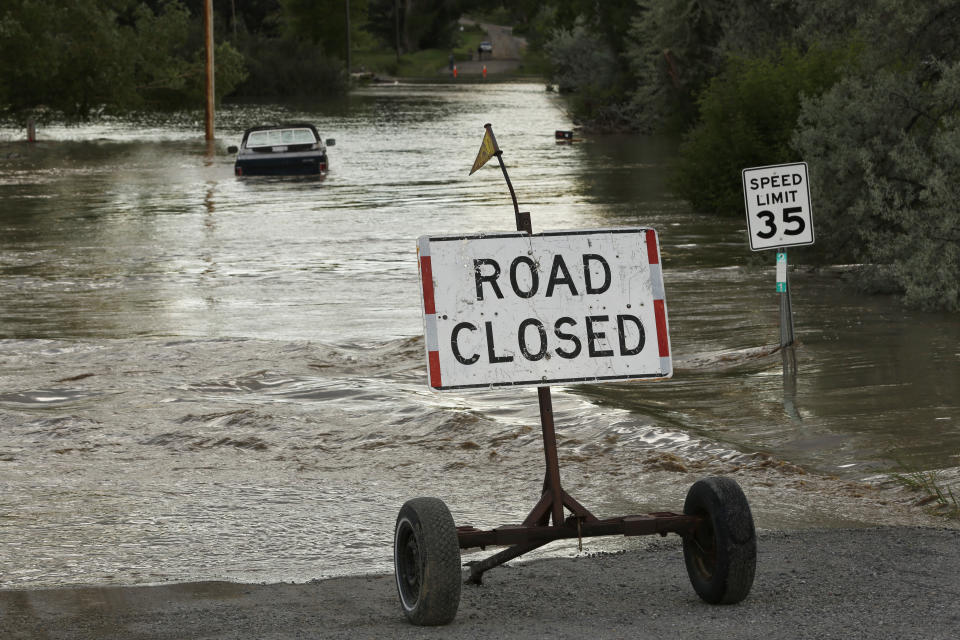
left=742, top=162, right=815, bottom=251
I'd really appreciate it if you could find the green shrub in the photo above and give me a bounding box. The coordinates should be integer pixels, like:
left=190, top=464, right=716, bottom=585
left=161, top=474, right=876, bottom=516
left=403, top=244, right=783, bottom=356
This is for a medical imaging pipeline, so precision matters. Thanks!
left=795, top=62, right=960, bottom=311
left=671, top=45, right=850, bottom=216
left=545, top=18, right=634, bottom=129
left=232, top=34, right=347, bottom=98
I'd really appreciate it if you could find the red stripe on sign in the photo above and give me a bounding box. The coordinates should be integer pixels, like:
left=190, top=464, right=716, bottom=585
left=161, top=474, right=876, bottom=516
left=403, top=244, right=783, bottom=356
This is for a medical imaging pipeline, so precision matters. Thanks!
left=420, top=255, right=436, bottom=314
left=646, top=229, right=659, bottom=264
left=654, top=299, right=669, bottom=356
left=428, top=351, right=442, bottom=388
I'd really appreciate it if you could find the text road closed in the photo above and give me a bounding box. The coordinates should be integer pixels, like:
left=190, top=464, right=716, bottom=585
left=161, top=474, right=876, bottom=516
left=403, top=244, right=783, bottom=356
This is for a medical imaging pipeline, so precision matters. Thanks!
left=417, top=228, right=672, bottom=390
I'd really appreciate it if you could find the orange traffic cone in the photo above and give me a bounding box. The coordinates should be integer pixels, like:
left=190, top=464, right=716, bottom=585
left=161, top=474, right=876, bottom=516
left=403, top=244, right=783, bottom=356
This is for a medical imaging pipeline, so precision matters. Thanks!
left=453, top=65, right=458, bottom=79
left=482, top=65, right=487, bottom=79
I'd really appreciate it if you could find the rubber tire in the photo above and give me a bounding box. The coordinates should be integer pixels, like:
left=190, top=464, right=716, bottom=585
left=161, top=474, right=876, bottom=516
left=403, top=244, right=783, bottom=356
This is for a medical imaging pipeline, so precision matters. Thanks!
left=393, top=497, right=462, bottom=625
left=682, top=476, right=756, bottom=604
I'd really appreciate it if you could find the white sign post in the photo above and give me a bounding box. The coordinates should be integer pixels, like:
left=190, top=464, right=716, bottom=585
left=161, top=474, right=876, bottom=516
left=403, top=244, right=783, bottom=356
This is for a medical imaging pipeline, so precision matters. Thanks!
left=742, top=162, right=814, bottom=251
left=417, top=228, right=672, bottom=390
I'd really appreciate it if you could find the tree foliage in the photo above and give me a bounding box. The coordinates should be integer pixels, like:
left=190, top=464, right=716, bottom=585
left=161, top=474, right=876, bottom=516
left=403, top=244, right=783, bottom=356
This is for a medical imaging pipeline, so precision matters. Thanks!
left=1, top=0, right=134, bottom=118
left=796, top=62, right=960, bottom=311
left=0, top=0, right=480, bottom=113
left=230, top=30, right=347, bottom=98
left=544, top=18, right=631, bottom=128
left=673, top=45, right=849, bottom=216
left=534, top=0, right=641, bottom=129
left=788, top=0, right=960, bottom=309
left=627, top=0, right=725, bottom=133
left=365, top=0, right=465, bottom=53
left=623, top=0, right=960, bottom=310
left=527, top=0, right=959, bottom=310
left=279, top=0, right=367, bottom=57
left=626, top=0, right=806, bottom=133
left=0, top=0, right=247, bottom=119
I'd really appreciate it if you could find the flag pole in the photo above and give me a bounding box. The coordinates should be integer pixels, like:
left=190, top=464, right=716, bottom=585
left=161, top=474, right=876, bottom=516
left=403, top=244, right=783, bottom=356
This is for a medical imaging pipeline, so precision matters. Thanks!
left=482, top=123, right=525, bottom=231
left=469, top=123, right=566, bottom=528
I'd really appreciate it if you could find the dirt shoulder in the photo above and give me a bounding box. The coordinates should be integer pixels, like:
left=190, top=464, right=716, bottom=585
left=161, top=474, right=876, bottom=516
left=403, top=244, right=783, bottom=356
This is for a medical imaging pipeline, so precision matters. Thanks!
left=3, top=527, right=959, bottom=639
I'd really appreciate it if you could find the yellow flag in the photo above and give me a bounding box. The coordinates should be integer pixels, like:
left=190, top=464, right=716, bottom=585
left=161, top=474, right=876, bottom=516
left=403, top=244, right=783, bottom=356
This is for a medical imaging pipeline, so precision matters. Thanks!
left=469, top=126, right=499, bottom=175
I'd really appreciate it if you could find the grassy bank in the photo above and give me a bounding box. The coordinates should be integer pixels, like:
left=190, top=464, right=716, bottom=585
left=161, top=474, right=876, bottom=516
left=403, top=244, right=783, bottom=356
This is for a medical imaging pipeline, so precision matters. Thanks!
left=890, top=469, right=960, bottom=520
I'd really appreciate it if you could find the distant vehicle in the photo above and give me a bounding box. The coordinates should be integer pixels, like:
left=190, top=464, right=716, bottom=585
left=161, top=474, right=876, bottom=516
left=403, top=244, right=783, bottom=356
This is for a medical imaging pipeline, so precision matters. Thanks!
left=227, top=123, right=335, bottom=176
left=479, top=41, right=493, bottom=54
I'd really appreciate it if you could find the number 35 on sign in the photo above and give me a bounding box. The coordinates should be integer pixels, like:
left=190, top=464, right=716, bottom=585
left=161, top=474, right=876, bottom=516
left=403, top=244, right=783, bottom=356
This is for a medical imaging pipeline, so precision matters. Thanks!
left=742, top=162, right=815, bottom=251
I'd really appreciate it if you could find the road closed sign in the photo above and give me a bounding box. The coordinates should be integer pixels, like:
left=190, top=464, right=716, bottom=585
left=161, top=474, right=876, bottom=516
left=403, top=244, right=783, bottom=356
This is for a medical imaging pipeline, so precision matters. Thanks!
left=742, top=162, right=815, bottom=251
left=417, top=228, right=672, bottom=390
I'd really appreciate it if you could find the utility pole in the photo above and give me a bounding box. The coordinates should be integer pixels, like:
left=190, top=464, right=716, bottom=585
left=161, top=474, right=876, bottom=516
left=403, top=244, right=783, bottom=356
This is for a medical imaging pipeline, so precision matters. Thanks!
left=203, top=0, right=215, bottom=142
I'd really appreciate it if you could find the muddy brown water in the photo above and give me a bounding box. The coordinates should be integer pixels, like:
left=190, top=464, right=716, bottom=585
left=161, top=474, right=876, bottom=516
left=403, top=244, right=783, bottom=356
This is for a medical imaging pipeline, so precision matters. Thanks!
left=1, top=83, right=958, bottom=589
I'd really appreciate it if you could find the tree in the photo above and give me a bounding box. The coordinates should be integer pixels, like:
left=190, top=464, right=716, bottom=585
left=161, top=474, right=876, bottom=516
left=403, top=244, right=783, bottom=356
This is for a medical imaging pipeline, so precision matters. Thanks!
left=403, top=0, right=463, bottom=50
left=0, top=0, right=247, bottom=119
left=626, top=0, right=726, bottom=133
left=789, top=0, right=960, bottom=310
left=672, top=45, right=848, bottom=216
left=280, top=0, right=367, bottom=57
left=545, top=18, right=628, bottom=128
left=626, top=0, right=805, bottom=133
left=0, top=0, right=136, bottom=118
left=795, top=62, right=960, bottom=311
left=540, top=0, right=642, bottom=129
left=364, top=0, right=463, bottom=53
left=666, top=0, right=960, bottom=310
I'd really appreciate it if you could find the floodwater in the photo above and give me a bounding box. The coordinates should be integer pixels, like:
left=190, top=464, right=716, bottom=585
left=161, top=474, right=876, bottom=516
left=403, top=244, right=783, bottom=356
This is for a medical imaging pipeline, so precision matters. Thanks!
left=1, top=83, right=958, bottom=590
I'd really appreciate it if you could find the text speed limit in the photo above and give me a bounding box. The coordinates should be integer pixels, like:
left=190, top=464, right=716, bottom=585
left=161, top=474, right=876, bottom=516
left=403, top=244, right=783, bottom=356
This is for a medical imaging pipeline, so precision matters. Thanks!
left=742, top=162, right=815, bottom=251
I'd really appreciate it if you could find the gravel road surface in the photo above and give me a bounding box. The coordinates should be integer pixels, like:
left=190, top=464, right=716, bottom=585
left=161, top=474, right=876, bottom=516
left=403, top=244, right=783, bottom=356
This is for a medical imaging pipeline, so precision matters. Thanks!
left=3, top=527, right=959, bottom=639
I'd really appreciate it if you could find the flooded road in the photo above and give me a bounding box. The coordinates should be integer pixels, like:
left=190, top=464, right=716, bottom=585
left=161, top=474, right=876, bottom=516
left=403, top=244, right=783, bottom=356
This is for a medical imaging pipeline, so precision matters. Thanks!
left=1, top=83, right=958, bottom=589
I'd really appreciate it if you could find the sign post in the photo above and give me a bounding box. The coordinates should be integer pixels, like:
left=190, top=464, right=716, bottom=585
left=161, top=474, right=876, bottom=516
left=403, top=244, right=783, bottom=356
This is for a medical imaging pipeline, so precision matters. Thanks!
left=776, top=250, right=794, bottom=348
left=742, top=162, right=814, bottom=348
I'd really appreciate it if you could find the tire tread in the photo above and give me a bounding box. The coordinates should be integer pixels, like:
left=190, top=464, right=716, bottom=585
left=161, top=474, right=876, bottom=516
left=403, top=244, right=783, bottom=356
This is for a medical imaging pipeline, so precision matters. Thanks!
left=682, top=476, right=756, bottom=605
left=394, top=497, right=461, bottom=625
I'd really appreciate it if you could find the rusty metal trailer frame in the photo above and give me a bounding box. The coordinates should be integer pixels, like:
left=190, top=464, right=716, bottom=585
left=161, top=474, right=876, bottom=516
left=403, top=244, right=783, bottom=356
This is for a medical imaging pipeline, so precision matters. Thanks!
left=456, top=397, right=699, bottom=582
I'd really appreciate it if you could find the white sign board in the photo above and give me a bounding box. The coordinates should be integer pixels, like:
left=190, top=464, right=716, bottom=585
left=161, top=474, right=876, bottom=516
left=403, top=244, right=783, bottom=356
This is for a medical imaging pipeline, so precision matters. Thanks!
left=742, top=162, right=815, bottom=251
left=417, top=228, right=672, bottom=390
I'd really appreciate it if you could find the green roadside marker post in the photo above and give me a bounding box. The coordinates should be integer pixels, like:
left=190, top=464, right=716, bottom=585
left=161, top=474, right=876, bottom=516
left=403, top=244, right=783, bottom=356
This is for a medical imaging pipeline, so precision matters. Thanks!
left=776, top=251, right=787, bottom=293
left=776, top=250, right=794, bottom=349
